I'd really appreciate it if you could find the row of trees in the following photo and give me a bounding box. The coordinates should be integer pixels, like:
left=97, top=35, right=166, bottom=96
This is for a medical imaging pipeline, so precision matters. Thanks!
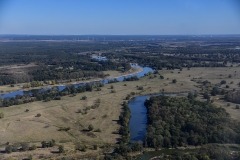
left=118, top=101, right=131, bottom=144
left=0, top=82, right=103, bottom=107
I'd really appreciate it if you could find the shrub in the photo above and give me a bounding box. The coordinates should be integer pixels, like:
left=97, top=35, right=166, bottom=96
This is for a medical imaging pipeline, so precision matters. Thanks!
left=41, top=141, right=47, bottom=148
left=36, top=113, right=41, bottom=117
left=172, top=79, right=177, bottom=83
left=44, top=97, right=51, bottom=102
left=102, top=114, right=107, bottom=118
left=5, top=145, right=12, bottom=153
left=29, top=144, right=37, bottom=150
left=58, top=145, right=64, bottom=153
left=93, top=145, right=98, bottom=150
left=88, top=124, right=94, bottom=131
left=21, top=143, right=29, bottom=151
left=0, top=112, right=4, bottom=119
left=138, top=86, right=143, bottom=90
left=12, top=143, right=20, bottom=152
left=111, top=90, right=116, bottom=93
left=236, top=105, right=239, bottom=109
left=54, top=96, right=61, bottom=100
left=95, top=128, right=101, bottom=132
left=81, top=96, right=87, bottom=100
left=58, top=127, right=70, bottom=131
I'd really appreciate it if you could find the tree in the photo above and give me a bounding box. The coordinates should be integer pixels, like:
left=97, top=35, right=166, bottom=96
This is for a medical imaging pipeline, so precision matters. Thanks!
left=172, top=79, right=177, bottom=83
left=58, top=145, right=64, bottom=153
left=220, top=80, right=226, bottom=84
left=49, top=139, right=56, bottom=147
left=236, top=105, right=240, bottom=109
left=163, top=137, right=171, bottom=148
left=131, top=142, right=142, bottom=152
left=41, top=141, right=47, bottom=148
left=88, top=124, right=94, bottom=131
left=203, top=92, right=210, bottom=99
left=187, top=93, right=194, bottom=100
left=110, top=85, right=114, bottom=89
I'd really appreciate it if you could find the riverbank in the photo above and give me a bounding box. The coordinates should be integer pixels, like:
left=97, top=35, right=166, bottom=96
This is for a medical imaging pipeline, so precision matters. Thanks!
left=1, top=66, right=240, bottom=159
left=0, top=67, right=143, bottom=95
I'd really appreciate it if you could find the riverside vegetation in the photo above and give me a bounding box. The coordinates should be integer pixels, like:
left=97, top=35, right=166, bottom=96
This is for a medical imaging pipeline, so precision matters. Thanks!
left=0, top=35, right=240, bottom=159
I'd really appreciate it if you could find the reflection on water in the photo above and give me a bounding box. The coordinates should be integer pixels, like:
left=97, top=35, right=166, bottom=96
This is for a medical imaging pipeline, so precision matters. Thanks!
left=128, top=93, right=191, bottom=142
left=129, top=95, right=150, bottom=143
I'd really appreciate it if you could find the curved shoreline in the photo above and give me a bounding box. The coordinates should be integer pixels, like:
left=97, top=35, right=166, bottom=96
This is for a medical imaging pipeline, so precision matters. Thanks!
left=0, top=67, right=143, bottom=95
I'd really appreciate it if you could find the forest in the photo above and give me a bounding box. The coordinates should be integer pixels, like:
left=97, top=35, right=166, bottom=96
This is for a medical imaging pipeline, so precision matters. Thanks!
left=144, top=95, right=240, bottom=148
left=0, top=35, right=240, bottom=86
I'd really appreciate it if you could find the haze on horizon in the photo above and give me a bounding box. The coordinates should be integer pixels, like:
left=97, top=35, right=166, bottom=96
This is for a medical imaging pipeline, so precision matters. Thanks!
left=0, top=0, right=240, bottom=35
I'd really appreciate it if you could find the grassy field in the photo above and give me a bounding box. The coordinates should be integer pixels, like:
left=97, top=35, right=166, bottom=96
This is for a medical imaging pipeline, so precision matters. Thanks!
left=0, top=66, right=240, bottom=159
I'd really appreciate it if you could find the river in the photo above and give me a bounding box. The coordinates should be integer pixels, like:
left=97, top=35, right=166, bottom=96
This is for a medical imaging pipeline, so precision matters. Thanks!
left=0, top=64, right=154, bottom=99
left=0, top=58, right=192, bottom=159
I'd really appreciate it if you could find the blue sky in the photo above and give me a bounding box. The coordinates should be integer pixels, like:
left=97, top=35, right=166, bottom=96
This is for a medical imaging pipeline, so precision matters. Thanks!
left=0, top=0, right=240, bottom=35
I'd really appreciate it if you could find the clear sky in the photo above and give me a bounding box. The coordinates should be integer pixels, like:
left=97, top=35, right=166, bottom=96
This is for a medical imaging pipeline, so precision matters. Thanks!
left=0, top=0, right=240, bottom=35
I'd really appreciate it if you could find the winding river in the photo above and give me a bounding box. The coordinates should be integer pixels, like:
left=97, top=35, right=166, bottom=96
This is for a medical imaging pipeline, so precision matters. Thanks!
left=0, top=64, right=154, bottom=99
left=0, top=58, right=191, bottom=159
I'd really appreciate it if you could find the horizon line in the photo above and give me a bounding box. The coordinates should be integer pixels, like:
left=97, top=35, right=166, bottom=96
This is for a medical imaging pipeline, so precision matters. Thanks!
left=1, top=34, right=240, bottom=36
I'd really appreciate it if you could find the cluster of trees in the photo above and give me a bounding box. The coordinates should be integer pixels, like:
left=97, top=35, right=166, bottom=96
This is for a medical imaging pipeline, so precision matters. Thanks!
left=0, top=95, right=35, bottom=107
left=41, top=139, right=56, bottom=148
left=0, top=82, right=104, bottom=107
left=211, top=87, right=225, bottom=96
left=105, top=52, right=227, bottom=71
left=5, top=139, right=64, bottom=155
left=0, top=41, right=133, bottom=85
left=225, top=90, right=240, bottom=104
left=118, top=101, right=131, bottom=144
left=123, top=75, right=139, bottom=81
left=149, top=144, right=240, bottom=160
left=108, top=78, right=119, bottom=84
left=5, top=142, right=38, bottom=153
left=144, top=96, right=240, bottom=148
left=29, top=60, right=129, bottom=82
left=114, top=142, right=142, bottom=158
left=78, top=98, right=101, bottom=115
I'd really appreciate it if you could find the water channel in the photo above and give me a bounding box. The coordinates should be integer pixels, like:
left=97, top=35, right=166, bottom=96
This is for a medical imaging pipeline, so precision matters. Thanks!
left=0, top=64, right=154, bottom=99
left=0, top=57, right=191, bottom=159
